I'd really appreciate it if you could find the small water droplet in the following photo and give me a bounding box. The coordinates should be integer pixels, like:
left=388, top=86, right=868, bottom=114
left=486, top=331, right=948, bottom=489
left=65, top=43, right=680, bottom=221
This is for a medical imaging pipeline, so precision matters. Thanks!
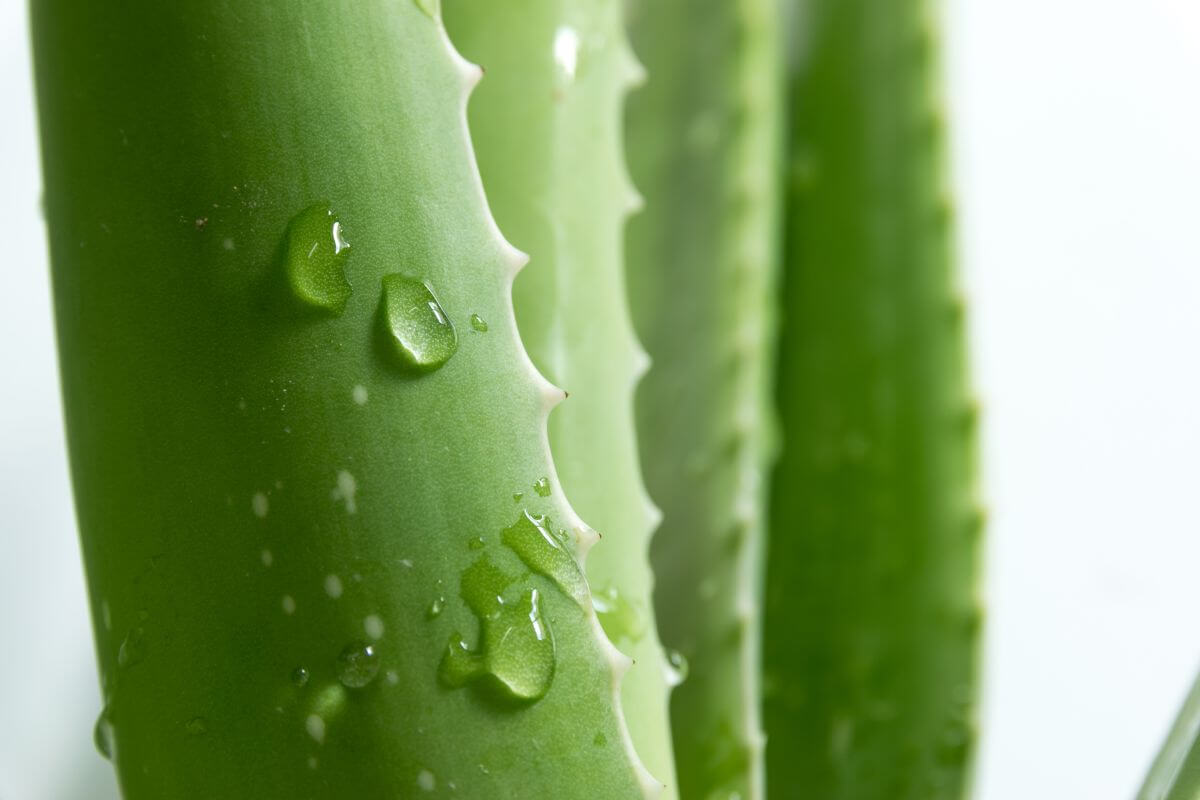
left=592, top=584, right=645, bottom=645
left=532, top=477, right=551, bottom=497
left=501, top=510, right=587, bottom=605
left=413, top=0, right=439, bottom=20
left=282, top=595, right=296, bottom=615
left=512, top=492, right=524, bottom=502
left=118, top=627, right=146, bottom=668
left=324, top=574, right=343, bottom=599
left=305, top=713, right=326, bottom=744
left=352, top=384, right=368, bottom=405
left=260, top=549, right=273, bottom=567
left=364, top=614, right=385, bottom=640
left=100, top=600, right=112, bottom=631
left=336, top=641, right=380, bottom=688
left=427, top=596, right=445, bottom=619
left=665, top=649, right=689, bottom=686
left=469, top=313, right=488, bottom=332
left=377, top=274, right=457, bottom=373
left=185, top=717, right=208, bottom=736
left=94, top=706, right=116, bottom=760
left=467, top=536, right=485, bottom=551
left=252, top=492, right=269, bottom=518
left=307, top=755, right=319, bottom=769
left=417, top=768, right=437, bottom=791
left=291, top=666, right=310, bottom=687
left=284, top=204, right=352, bottom=315
left=386, top=670, right=399, bottom=685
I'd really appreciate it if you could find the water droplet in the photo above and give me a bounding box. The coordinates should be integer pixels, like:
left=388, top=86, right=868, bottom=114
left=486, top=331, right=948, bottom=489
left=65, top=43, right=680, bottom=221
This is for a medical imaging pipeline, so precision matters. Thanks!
left=305, top=713, right=326, bottom=744
left=427, top=596, right=445, bottom=619
left=260, top=549, right=273, bottom=567
left=592, top=585, right=645, bottom=645
left=417, top=768, right=436, bottom=791
left=439, top=580, right=555, bottom=704
left=94, top=706, right=116, bottom=760
left=324, top=574, right=343, bottom=599
left=336, top=641, right=380, bottom=688
left=185, top=717, right=208, bottom=736
left=377, top=274, right=457, bottom=373
left=118, top=627, right=146, bottom=668
left=252, top=492, right=269, bottom=518
left=291, top=666, right=310, bottom=687
left=467, top=536, right=485, bottom=551
left=352, top=384, right=368, bottom=405
left=665, top=649, right=689, bottom=686
left=512, top=492, right=524, bottom=502
left=307, top=755, right=319, bottom=770
left=501, top=510, right=587, bottom=605
left=364, top=614, right=384, bottom=640
left=284, top=204, right=352, bottom=315
left=282, top=595, right=296, bottom=615
left=532, top=477, right=551, bottom=497
left=100, top=600, right=112, bottom=631
left=413, top=0, right=439, bottom=20
left=469, top=313, right=488, bottom=332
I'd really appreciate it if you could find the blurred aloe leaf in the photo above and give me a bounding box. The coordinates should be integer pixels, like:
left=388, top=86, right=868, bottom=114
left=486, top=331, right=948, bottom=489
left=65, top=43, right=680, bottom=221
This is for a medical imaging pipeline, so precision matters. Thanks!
left=625, top=0, right=784, bottom=797
left=762, top=1, right=983, bottom=797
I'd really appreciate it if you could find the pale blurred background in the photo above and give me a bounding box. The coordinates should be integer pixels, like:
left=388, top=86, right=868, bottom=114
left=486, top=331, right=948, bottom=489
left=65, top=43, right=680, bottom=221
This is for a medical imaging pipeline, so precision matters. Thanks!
left=3, top=0, right=1199, bottom=798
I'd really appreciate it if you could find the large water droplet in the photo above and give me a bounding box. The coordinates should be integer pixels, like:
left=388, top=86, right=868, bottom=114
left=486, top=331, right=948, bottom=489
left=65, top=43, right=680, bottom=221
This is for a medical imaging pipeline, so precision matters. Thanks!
left=336, top=641, right=380, bottom=688
left=284, top=204, right=352, bottom=315
left=94, top=706, right=116, bottom=760
left=118, top=627, right=146, bottom=668
left=377, top=274, right=457, bottom=373
left=439, top=579, right=554, bottom=704
left=501, top=511, right=587, bottom=605
left=592, top=584, right=645, bottom=645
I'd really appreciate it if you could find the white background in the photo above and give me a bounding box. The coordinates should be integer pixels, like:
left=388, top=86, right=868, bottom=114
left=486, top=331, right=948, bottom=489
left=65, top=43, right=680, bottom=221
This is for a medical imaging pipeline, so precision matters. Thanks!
left=2, top=1, right=1199, bottom=798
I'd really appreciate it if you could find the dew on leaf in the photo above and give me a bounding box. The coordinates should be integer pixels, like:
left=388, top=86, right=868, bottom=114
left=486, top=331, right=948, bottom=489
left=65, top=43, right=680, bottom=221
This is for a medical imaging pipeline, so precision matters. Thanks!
left=118, top=627, right=145, bottom=668
left=94, top=705, right=115, bottom=760
left=185, top=717, right=208, bottom=736
left=336, top=640, right=380, bottom=688
left=377, top=274, right=457, bottom=373
left=501, top=510, right=587, bottom=605
left=284, top=204, right=352, bottom=314
left=469, top=313, right=488, bottom=332
left=291, top=666, right=310, bottom=687
left=592, top=584, right=645, bottom=645
left=439, top=582, right=554, bottom=704
left=533, top=477, right=551, bottom=497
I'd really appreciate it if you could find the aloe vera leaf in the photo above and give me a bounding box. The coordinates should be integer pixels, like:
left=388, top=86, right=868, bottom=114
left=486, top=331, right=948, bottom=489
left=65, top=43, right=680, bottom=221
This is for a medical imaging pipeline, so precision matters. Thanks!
left=441, top=1, right=677, bottom=794
left=1138, top=672, right=1200, bottom=800
left=624, top=1, right=784, bottom=797
left=32, top=1, right=654, bottom=796
left=761, top=1, right=982, bottom=797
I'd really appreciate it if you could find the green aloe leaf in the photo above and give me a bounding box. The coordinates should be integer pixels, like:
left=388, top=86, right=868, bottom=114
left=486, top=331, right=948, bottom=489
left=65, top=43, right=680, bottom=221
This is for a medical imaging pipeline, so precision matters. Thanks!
left=762, top=1, right=982, bottom=798
left=33, top=1, right=651, bottom=796
left=625, top=0, right=784, bottom=798
left=1138, top=672, right=1200, bottom=800
left=442, top=0, right=677, bottom=794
